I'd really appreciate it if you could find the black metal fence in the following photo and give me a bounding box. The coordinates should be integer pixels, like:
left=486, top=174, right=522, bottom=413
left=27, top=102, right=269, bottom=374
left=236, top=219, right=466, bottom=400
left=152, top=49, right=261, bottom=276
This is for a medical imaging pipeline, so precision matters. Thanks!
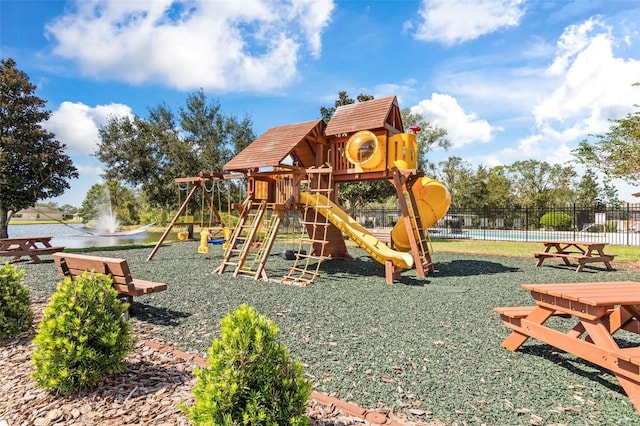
left=355, top=204, right=640, bottom=246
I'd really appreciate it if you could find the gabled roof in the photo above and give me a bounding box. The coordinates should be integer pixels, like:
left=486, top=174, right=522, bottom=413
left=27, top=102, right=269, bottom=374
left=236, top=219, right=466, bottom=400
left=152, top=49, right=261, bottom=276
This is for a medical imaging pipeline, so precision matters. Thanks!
left=324, top=96, right=403, bottom=136
left=224, top=119, right=325, bottom=171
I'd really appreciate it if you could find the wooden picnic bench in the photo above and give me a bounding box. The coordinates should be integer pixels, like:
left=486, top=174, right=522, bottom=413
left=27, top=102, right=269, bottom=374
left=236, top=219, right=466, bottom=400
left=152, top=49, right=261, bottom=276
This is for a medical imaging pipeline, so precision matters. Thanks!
left=495, top=281, right=640, bottom=412
left=0, top=236, right=64, bottom=263
left=52, top=252, right=167, bottom=303
left=367, top=228, right=392, bottom=244
left=533, top=240, right=615, bottom=272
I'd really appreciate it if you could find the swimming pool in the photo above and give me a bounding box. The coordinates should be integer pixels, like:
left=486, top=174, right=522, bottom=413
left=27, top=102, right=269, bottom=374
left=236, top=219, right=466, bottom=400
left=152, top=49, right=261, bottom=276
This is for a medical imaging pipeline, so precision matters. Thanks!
left=429, top=227, right=640, bottom=246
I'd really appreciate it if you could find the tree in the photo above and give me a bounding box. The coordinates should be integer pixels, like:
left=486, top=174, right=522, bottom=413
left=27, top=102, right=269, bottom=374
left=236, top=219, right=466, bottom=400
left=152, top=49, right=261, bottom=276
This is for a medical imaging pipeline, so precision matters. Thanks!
left=436, top=156, right=475, bottom=208
left=320, top=91, right=373, bottom=123
left=0, top=58, right=78, bottom=238
left=96, top=90, right=255, bottom=213
left=337, top=180, right=395, bottom=218
left=503, top=160, right=576, bottom=208
left=573, top=85, right=640, bottom=185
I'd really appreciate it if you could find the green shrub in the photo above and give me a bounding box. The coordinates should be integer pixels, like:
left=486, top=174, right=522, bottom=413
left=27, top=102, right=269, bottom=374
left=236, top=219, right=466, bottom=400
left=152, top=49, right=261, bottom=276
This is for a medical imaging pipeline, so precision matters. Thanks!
left=31, top=272, right=134, bottom=395
left=605, top=220, right=619, bottom=232
left=182, top=304, right=311, bottom=425
left=539, top=212, right=573, bottom=231
left=0, top=262, right=33, bottom=339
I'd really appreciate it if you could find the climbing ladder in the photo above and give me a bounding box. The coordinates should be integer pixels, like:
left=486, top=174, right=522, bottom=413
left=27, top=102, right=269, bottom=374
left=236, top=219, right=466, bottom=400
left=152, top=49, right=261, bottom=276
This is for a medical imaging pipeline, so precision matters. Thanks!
left=214, top=198, right=269, bottom=277
left=281, top=166, right=333, bottom=286
left=392, top=169, right=434, bottom=277
left=234, top=206, right=282, bottom=280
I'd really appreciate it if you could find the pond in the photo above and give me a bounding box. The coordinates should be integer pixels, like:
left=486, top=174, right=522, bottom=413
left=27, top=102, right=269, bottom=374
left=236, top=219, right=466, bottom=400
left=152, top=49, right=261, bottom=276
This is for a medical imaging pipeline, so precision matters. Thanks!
left=6, top=223, right=179, bottom=249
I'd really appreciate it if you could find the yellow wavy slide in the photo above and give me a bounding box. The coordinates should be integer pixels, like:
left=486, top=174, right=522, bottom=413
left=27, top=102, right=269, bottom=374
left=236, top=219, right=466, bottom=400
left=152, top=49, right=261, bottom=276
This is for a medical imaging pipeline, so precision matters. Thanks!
left=300, top=192, right=414, bottom=269
left=391, top=177, right=451, bottom=252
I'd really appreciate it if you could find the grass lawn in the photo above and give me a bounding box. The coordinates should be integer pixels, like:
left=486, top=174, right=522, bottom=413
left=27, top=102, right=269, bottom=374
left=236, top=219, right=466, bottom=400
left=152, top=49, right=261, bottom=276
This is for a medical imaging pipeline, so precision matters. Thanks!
left=14, top=241, right=640, bottom=424
left=430, top=238, right=639, bottom=262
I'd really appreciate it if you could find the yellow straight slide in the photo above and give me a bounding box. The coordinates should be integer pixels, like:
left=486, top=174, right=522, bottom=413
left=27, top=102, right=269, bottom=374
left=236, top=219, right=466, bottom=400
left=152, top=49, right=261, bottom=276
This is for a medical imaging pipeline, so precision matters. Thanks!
left=300, top=192, right=414, bottom=269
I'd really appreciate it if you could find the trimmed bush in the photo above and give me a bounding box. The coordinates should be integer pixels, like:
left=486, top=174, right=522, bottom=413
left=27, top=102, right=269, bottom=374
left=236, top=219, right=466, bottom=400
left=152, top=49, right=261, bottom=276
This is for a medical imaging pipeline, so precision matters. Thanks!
left=540, top=211, right=573, bottom=231
left=0, top=262, right=33, bottom=339
left=182, top=304, right=311, bottom=425
left=605, top=220, right=619, bottom=232
left=31, top=272, right=134, bottom=395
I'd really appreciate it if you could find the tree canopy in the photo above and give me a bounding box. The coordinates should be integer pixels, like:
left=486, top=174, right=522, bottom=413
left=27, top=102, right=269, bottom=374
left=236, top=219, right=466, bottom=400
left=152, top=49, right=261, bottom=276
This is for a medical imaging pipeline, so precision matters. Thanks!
left=432, top=158, right=618, bottom=209
left=0, top=58, right=78, bottom=238
left=96, top=90, right=255, bottom=212
left=573, top=90, right=640, bottom=186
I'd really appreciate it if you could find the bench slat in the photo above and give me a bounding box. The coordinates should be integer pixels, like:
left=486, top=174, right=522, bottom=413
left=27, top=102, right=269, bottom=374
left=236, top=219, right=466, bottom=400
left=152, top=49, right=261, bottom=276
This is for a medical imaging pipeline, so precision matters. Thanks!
left=610, top=347, right=640, bottom=365
left=533, top=252, right=583, bottom=259
left=132, top=279, right=168, bottom=295
left=52, top=252, right=166, bottom=298
left=494, top=306, right=571, bottom=319
left=0, top=246, right=64, bottom=257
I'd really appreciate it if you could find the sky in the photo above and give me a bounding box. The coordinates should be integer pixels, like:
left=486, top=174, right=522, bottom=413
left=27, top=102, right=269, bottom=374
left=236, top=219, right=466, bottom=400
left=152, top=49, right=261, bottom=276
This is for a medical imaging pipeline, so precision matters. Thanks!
left=2, top=0, right=640, bottom=207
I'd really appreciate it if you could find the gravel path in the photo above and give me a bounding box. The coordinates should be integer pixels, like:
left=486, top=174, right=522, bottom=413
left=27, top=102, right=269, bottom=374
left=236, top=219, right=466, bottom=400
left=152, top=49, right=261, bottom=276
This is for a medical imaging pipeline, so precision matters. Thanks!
left=4, top=241, right=640, bottom=424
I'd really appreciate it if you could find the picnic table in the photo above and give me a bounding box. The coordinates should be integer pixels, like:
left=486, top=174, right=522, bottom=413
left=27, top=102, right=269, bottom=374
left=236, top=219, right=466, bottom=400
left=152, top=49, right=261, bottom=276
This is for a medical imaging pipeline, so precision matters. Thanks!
left=533, top=240, right=615, bottom=272
left=495, top=281, right=640, bottom=412
left=0, top=236, right=64, bottom=263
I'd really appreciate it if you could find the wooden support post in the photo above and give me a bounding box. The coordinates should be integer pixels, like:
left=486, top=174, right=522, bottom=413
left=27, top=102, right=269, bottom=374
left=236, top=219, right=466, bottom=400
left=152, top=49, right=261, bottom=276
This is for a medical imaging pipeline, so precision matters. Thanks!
left=147, top=184, right=199, bottom=261
left=385, top=260, right=401, bottom=284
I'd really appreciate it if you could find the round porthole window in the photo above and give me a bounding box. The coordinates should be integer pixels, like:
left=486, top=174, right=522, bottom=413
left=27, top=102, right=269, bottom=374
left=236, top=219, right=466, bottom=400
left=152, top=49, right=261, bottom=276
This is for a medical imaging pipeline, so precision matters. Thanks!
left=345, top=131, right=379, bottom=167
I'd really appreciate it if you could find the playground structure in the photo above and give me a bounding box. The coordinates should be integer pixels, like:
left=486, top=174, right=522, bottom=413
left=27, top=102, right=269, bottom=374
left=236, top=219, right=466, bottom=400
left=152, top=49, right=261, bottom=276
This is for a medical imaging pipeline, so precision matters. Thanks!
left=216, top=96, right=451, bottom=284
left=153, top=96, right=451, bottom=284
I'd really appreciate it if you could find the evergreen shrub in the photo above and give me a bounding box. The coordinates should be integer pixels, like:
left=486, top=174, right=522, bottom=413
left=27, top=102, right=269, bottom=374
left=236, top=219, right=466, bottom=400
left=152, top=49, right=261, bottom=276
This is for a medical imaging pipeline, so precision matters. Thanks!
left=0, top=262, right=33, bottom=339
left=182, top=304, right=311, bottom=425
left=540, top=211, right=573, bottom=230
left=31, top=272, right=134, bottom=394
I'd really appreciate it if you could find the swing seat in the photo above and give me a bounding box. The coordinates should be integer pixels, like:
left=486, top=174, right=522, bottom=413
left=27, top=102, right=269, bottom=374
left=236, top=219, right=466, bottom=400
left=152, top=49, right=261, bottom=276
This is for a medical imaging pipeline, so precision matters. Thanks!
left=208, top=238, right=226, bottom=245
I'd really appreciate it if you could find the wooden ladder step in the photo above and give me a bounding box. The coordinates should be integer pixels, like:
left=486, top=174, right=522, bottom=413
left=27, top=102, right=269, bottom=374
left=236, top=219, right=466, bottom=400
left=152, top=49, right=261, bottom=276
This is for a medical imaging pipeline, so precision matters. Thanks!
left=288, top=267, right=320, bottom=277
left=299, top=238, right=328, bottom=244
left=297, top=254, right=326, bottom=261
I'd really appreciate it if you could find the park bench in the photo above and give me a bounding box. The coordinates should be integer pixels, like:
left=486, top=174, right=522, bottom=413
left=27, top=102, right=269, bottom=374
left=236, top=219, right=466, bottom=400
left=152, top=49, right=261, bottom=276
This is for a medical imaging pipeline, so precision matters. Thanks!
left=366, top=228, right=392, bottom=245
left=495, top=281, right=640, bottom=412
left=52, top=252, right=167, bottom=304
left=493, top=306, right=571, bottom=327
left=533, top=240, right=615, bottom=272
left=0, top=236, right=64, bottom=263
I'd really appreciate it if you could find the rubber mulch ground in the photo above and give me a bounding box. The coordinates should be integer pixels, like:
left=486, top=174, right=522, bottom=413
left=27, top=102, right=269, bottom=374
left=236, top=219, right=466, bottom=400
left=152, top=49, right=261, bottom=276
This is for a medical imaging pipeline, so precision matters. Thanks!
left=12, top=241, right=640, bottom=425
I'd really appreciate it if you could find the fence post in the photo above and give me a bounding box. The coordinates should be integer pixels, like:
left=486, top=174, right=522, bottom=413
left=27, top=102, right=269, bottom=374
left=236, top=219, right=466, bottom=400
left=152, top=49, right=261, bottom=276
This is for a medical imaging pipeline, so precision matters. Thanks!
left=525, top=207, right=529, bottom=242
left=572, top=202, right=576, bottom=240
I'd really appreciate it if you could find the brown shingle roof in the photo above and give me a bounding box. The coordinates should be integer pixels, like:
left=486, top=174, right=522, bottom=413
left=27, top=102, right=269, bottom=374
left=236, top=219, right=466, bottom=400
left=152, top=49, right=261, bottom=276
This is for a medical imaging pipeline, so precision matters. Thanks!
left=324, top=96, right=401, bottom=136
left=224, top=119, right=324, bottom=171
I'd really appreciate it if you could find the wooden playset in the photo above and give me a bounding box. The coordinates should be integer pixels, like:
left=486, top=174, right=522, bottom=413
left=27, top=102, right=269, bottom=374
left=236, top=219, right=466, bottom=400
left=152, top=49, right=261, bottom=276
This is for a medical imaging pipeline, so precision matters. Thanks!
left=153, top=96, right=451, bottom=284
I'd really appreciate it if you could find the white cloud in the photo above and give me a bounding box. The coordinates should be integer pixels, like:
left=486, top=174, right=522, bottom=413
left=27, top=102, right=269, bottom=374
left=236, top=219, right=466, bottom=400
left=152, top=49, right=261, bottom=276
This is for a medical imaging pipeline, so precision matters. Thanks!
left=45, top=102, right=133, bottom=155
left=45, top=0, right=334, bottom=91
left=547, top=17, right=604, bottom=75
left=411, top=0, right=526, bottom=45
left=411, top=93, right=496, bottom=147
left=533, top=19, right=640, bottom=139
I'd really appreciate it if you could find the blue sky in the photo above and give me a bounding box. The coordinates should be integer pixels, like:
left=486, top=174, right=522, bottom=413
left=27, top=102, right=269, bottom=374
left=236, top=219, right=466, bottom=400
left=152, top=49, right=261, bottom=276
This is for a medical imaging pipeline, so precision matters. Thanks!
left=2, top=0, right=640, bottom=207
